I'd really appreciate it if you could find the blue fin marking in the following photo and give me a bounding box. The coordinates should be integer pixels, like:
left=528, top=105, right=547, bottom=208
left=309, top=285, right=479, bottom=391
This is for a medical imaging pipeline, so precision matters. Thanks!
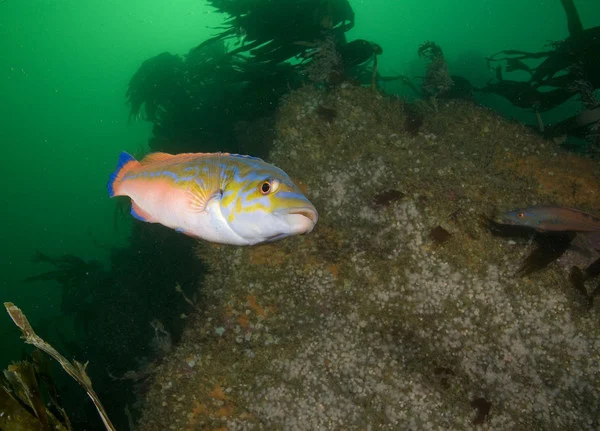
left=108, top=151, right=136, bottom=197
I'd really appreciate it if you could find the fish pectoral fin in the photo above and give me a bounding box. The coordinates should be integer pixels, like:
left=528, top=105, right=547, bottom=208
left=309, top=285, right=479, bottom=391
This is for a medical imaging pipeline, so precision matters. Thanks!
left=131, top=202, right=156, bottom=223
left=187, top=181, right=222, bottom=213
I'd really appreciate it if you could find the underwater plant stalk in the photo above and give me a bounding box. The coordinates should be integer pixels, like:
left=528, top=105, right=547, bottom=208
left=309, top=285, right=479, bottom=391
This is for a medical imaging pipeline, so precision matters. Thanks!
left=560, top=0, right=583, bottom=36
left=4, top=302, right=116, bottom=431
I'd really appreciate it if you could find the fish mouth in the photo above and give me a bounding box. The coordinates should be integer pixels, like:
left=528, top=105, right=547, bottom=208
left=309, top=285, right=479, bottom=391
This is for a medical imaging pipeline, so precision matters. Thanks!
left=283, top=207, right=318, bottom=225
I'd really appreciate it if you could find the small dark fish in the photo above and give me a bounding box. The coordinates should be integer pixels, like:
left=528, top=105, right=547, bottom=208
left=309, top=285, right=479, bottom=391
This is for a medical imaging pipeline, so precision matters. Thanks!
left=500, top=206, right=600, bottom=232
left=372, top=190, right=405, bottom=207
left=316, top=105, right=336, bottom=123
left=470, top=397, right=492, bottom=425
left=433, top=366, right=455, bottom=389
left=429, top=226, right=451, bottom=244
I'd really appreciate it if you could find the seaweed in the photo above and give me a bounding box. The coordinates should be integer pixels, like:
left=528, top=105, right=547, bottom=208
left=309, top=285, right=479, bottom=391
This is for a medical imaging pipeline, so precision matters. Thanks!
left=125, top=0, right=387, bottom=154
left=482, top=0, right=600, bottom=146
left=4, top=302, right=116, bottom=431
left=25, top=251, right=110, bottom=333
left=418, top=41, right=453, bottom=101
left=198, top=0, right=354, bottom=65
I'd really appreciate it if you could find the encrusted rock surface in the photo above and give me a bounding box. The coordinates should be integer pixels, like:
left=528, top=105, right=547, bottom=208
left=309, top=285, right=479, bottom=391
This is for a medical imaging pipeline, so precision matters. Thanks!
left=138, top=86, right=600, bottom=430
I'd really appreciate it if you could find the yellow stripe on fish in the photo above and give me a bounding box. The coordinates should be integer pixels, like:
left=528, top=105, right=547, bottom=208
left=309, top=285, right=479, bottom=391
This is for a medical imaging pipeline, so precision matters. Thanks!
left=108, top=151, right=318, bottom=245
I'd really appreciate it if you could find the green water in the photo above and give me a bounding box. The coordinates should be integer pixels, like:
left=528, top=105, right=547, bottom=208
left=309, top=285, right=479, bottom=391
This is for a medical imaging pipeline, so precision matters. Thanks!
left=0, top=0, right=222, bottom=365
left=0, top=0, right=599, bottom=427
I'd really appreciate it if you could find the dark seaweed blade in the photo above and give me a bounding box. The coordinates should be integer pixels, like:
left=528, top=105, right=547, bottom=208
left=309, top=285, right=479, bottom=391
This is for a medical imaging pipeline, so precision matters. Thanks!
left=199, top=0, right=354, bottom=64
left=24, top=270, right=70, bottom=284
left=518, top=232, right=576, bottom=276
left=126, top=52, right=186, bottom=122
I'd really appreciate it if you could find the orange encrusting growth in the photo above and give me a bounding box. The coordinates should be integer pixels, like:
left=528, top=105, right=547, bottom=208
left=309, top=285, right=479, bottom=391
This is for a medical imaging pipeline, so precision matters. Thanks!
left=497, top=153, right=600, bottom=209
left=247, top=294, right=268, bottom=318
left=186, top=383, right=238, bottom=430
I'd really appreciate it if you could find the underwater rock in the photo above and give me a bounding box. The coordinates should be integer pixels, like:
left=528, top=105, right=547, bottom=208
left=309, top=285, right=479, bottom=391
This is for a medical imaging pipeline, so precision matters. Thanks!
left=137, top=86, right=600, bottom=430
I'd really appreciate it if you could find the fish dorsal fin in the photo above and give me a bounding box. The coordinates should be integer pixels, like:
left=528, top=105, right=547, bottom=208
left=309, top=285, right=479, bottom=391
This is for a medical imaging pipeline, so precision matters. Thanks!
left=228, top=153, right=264, bottom=163
left=140, top=152, right=228, bottom=165
left=140, top=152, right=174, bottom=165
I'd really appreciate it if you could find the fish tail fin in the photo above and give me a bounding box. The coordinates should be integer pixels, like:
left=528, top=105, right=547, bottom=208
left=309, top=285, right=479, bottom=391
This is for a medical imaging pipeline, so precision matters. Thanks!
left=108, top=152, right=138, bottom=197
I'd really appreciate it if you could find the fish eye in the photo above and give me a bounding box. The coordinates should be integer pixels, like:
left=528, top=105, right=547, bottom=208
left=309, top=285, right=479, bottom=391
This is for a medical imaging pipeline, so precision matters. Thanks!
left=260, top=181, right=271, bottom=194
left=260, top=179, right=272, bottom=195
left=517, top=212, right=525, bottom=218
left=259, top=178, right=279, bottom=195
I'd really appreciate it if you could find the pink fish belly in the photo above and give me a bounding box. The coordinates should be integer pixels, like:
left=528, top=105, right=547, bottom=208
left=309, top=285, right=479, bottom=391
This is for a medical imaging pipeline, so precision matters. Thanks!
left=121, top=178, right=190, bottom=229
